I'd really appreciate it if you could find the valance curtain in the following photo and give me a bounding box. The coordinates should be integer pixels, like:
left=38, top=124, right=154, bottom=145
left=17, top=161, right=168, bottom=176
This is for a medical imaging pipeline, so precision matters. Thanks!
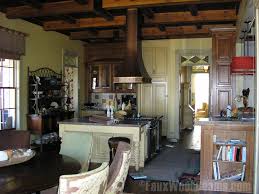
left=0, top=27, right=26, bottom=60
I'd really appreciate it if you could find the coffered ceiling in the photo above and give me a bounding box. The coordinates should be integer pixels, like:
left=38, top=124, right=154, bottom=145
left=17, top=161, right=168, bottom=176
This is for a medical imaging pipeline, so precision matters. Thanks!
left=0, top=0, right=241, bottom=43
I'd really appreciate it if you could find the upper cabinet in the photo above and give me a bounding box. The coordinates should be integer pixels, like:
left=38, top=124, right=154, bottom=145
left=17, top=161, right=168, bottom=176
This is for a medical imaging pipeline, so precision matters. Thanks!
left=90, top=63, right=112, bottom=93
left=142, top=47, right=168, bottom=77
left=214, top=31, right=236, bottom=62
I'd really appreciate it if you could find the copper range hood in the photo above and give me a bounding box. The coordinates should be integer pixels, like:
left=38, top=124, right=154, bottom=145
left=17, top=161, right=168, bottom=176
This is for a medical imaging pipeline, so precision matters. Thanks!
left=113, top=9, right=151, bottom=83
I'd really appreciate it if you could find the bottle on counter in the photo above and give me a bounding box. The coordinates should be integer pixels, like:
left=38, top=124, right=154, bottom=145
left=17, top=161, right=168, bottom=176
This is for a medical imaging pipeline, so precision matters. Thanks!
left=122, top=102, right=126, bottom=111
left=226, top=105, right=232, bottom=118
left=106, top=105, right=111, bottom=117
left=110, top=105, right=114, bottom=119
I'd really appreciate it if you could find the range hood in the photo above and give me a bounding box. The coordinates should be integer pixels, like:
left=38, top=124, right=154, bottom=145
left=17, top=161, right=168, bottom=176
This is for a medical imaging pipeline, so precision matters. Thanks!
left=113, top=9, right=151, bottom=83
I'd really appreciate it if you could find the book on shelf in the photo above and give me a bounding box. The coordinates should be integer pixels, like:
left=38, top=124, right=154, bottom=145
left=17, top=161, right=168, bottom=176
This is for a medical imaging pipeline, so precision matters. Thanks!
left=241, top=164, right=246, bottom=181
left=213, top=161, right=218, bottom=180
left=215, top=144, right=246, bottom=162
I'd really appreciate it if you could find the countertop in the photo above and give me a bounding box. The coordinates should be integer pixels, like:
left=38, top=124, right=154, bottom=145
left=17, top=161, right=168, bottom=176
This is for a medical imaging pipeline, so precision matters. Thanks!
left=58, top=117, right=150, bottom=127
left=195, top=117, right=255, bottom=126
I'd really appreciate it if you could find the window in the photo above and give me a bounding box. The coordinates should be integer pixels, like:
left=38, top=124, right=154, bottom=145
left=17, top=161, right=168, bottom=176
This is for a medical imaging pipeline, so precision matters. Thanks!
left=0, top=58, right=19, bottom=129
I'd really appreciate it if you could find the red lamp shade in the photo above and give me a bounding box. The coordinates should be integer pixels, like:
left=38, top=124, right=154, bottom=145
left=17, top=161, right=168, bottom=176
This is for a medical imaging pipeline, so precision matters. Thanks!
left=231, top=56, right=256, bottom=75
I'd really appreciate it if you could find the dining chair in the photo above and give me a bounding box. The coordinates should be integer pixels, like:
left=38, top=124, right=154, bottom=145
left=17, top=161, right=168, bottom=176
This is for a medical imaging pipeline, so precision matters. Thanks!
left=60, top=131, right=93, bottom=172
left=105, top=141, right=131, bottom=194
left=58, top=162, right=109, bottom=194
left=0, top=130, right=30, bottom=150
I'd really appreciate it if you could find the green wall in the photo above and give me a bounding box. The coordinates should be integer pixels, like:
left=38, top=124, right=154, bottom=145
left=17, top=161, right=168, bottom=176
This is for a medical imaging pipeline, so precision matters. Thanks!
left=0, top=12, right=85, bottom=129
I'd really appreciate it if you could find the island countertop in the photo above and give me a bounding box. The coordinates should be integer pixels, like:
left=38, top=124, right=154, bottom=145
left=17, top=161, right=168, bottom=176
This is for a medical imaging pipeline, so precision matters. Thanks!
left=58, top=117, right=149, bottom=127
left=195, top=117, right=255, bottom=126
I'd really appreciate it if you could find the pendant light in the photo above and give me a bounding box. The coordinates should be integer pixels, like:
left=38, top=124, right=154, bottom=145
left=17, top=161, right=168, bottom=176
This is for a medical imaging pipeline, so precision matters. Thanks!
left=231, top=21, right=255, bottom=75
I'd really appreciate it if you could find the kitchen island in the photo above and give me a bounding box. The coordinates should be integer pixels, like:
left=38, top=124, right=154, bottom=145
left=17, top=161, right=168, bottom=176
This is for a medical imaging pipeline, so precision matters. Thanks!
left=196, top=117, right=255, bottom=193
left=59, top=117, right=149, bottom=171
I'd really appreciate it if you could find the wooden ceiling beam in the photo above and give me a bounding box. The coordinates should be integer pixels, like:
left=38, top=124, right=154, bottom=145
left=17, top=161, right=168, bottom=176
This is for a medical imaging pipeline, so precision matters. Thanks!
left=43, top=15, right=126, bottom=31
left=6, top=0, right=94, bottom=19
left=102, top=0, right=241, bottom=9
left=56, top=15, right=77, bottom=24
left=189, top=4, right=198, bottom=16
left=142, top=8, right=154, bottom=19
left=70, top=24, right=234, bottom=40
left=74, top=0, right=88, bottom=4
left=144, top=9, right=237, bottom=25
left=93, top=0, right=114, bottom=21
left=70, top=29, right=125, bottom=40
left=21, top=0, right=42, bottom=9
left=158, top=24, right=166, bottom=32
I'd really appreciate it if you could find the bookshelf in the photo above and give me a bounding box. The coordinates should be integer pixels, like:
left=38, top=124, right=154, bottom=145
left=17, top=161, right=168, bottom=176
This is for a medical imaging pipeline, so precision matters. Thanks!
left=199, top=120, right=254, bottom=193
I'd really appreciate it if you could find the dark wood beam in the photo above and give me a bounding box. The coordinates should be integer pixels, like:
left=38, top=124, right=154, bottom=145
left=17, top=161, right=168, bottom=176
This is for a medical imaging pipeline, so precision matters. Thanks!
left=158, top=24, right=166, bottom=31
left=70, top=24, right=234, bottom=40
left=75, top=0, right=88, bottom=4
left=93, top=0, right=114, bottom=21
left=70, top=29, right=125, bottom=40
left=56, top=15, right=77, bottom=24
left=103, top=0, right=241, bottom=9
left=43, top=15, right=126, bottom=31
left=196, top=23, right=202, bottom=29
left=189, top=4, right=198, bottom=16
left=6, top=0, right=94, bottom=19
left=142, top=24, right=234, bottom=39
left=142, top=8, right=154, bottom=19
left=144, top=9, right=237, bottom=25
left=21, top=0, right=42, bottom=9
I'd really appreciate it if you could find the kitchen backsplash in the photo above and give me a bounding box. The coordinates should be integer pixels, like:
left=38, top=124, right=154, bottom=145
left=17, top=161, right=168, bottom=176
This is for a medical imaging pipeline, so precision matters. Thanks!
left=91, top=93, right=137, bottom=109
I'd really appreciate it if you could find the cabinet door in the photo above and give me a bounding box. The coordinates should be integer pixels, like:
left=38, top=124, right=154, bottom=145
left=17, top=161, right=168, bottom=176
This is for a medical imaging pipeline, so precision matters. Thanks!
left=142, top=47, right=168, bottom=77
left=152, top=83, right=168, bottom=136
left=154, top=48, right=167, bottom=76
left=140, top=84, right=153, bottom=116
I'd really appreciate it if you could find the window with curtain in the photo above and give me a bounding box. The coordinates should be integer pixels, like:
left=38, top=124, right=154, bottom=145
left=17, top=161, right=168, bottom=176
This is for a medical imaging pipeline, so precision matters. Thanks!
left=0, top=26, right=26, bottom=130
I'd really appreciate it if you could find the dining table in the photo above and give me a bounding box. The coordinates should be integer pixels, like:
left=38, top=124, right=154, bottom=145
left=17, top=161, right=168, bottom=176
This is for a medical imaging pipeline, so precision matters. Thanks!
left=0, top=151, right=81, bottom=194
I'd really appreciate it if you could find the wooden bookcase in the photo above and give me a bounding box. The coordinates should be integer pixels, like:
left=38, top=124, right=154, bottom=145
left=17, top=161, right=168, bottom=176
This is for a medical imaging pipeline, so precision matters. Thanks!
left=199, top=121, right=254, bottom=193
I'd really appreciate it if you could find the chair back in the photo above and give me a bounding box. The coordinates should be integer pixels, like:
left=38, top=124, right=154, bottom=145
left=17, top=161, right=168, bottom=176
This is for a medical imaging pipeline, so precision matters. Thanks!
left=59, top=162, right=109, bottom=194
left=106, top=141, right=131, bottom=194
left=0, top=130, right=30, bottom=150
left=60, top=131, right=93, bottom=172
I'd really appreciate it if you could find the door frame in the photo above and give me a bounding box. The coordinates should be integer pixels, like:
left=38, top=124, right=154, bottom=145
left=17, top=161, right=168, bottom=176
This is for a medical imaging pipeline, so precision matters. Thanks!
left=174, top=49, right=212, bottom=141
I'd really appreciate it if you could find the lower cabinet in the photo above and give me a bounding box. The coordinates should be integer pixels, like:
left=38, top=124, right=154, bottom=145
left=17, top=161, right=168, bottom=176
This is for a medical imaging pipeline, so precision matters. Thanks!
left=138, top=82, right=168, bottom=136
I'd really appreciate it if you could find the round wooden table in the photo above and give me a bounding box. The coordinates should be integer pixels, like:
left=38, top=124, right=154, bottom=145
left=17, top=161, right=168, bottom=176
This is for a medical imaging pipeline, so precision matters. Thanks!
left=0, top=152, right=81, bottom=194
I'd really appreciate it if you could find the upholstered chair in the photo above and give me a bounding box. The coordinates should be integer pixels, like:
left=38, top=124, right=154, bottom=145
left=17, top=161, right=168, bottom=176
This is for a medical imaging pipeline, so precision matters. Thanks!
left=60, top=131, right=93, bottom=172
left=58, top=162, right=109, bottom=194
left=105, top=141, right=131, bottom=194
left=0, top=130, right=30, bottom=150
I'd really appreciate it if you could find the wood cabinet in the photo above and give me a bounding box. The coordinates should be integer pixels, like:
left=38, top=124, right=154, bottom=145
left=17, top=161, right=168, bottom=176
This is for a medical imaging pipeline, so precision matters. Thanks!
left=211, top=29, right=236, bottom=116
left=199, top=120, right=254, bottom=193
left=139, top=82, right=168, bottom=136
left=142, top=47, right=168, bottom=77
